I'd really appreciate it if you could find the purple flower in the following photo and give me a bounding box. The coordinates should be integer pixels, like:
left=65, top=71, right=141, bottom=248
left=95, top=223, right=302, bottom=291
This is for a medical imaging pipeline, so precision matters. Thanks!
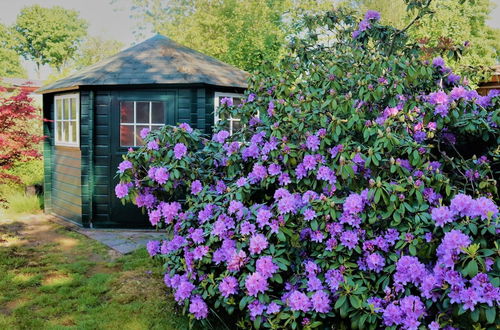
left=471, top=197, right=498, bottom=220
left=149, top=208, right=162, bottom=226
left=219, top=276, right=238, bottom=297
left=428, top=91, right=449, bottom=105
left=343, top=193, right=364, bottom=214
left=364, top=10, right=381, bottom=21
left=432, top=57, right=445, bottom=68
left=192, top=245, right=209, bottom=260
left=139, top=127, right=150, bottom=139
left=189, top=295, right=208, bottom=319
left=174, top=278, right=195, bottom=302
left=364, top=252, right=386, bottom=273
left=431, top=206, right=454, bottom=227
left=247, top=93, right=256, bottom=102
left=161, top=201, right=181, bottom=223
left=287, top=290, right=311, bottom=312
left=311, top=290, right=331, bottom=313
left=178, top=122, right=193, bottom=133
left=340, top=230, right=359, bottom=250
left=325, top=269, right=344, bottom=291
left=115, top=182, right=130, bottom=198
left=268, top=163, right=282, bottom=176
left=153, top=167, right=170, bottom=184
left=266, top=302, right=280, bottom=314
left=248, top=300, right=265, bottom=319
left=214, top=130, right=230, bottom=143
left=434, top=104, right=449, bottom=117
left=174, top=143, right=187, bottom=159
left=449, top=193, right=473, bottom=217
left=220, top=97, right=233, bottom=106
left=302, top=154, right=317, bottom=171
left=256, top=256, right=278, bottom=278
left=249, top=234, right=268, bottom=254
left=118, top=160, right=133, bottom=173
left=191, top=180, right=203, bottom=195
left=358, top=19, right=371, bottom=31
left=146, top=240, right=160, bottom=256
left=306, top=135, right=320, bottom=151
left=303, top=209, right=316, bottom=221
left=256, top=208, right=272, bottom=228
left=436, top=230, right=471, bottom=268
left=277, top=195, right=297, bottom=215
left=245, top=272, right=268, bottom=296
left=147, top=140, right=159, bottom=150
left=189, top=228, right=205, bottom=244
left=394, top=256, right=427, bottom=286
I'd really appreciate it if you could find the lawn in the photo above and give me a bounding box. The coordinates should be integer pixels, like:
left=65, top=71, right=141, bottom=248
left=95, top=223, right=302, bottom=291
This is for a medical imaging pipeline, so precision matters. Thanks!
left=0, top=213, right=190, bottom=329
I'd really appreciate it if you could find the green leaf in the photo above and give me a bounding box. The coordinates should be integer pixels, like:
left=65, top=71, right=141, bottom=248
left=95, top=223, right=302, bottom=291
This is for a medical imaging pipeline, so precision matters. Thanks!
left=485, top=307, right=496, bottom=324
left=349, top=295, right=361, bottom=309
left=334, top=295, right=346, bottom=309
left=464, top=260, right=478, bottom=278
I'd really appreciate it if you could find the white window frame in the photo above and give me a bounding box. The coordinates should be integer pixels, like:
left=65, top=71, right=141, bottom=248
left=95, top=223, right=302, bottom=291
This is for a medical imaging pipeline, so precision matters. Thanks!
left=214, top=92, right=244, bottom=135
left=119, top=101, right=165, bottom=147
left=54, top=93, right=80, bottom=147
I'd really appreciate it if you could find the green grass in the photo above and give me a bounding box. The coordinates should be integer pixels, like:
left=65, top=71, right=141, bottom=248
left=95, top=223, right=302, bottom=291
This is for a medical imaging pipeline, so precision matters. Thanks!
left=0, top=217, right=190, bottom=329
left=0, top=189, right=43, bottom=217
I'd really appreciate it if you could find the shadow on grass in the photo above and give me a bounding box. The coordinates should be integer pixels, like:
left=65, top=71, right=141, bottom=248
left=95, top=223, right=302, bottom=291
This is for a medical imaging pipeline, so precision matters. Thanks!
left=0, top=215, right=190, bottom=329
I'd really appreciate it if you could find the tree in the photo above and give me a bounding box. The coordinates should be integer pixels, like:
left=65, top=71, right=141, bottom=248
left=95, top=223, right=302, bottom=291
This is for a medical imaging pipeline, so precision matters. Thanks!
left=74, top=36, right=124, bottom=70
left=350, top=0, right=500, bottom=83
left=13, top=5, right=88, bottom=75
left=0, top=91, right=44, bottom=206
left=116, top=7, right=499, bottom=328
left=129, top=0, right=334, bottom=72
left=0, top=23, right=26, bottom=78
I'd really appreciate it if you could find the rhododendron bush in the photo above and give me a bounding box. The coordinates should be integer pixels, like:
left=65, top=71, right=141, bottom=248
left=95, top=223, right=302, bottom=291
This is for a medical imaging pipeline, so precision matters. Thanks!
left=116, top=8, right=499, bottom=330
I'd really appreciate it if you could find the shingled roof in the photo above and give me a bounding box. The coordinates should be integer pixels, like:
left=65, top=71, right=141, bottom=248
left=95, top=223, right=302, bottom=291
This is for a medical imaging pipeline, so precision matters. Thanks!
left=38, top=34, right=248, bottom=94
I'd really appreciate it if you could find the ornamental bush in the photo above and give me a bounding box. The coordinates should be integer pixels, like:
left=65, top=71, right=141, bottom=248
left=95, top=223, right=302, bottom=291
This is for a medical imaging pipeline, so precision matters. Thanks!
left=116, top=8, right=499, bottom=330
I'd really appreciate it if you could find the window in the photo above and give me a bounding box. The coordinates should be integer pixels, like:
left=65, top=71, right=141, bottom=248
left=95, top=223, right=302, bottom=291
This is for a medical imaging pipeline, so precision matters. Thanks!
left=54, top=94, right=79, bottom=147
left=214, top=92, right=244, bottom=135
left=120, top=101, right=165, bottom=146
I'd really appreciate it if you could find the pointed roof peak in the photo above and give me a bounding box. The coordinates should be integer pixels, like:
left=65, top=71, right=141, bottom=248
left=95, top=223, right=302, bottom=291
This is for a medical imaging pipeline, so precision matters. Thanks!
left=38, top=34, right=248, bottom=93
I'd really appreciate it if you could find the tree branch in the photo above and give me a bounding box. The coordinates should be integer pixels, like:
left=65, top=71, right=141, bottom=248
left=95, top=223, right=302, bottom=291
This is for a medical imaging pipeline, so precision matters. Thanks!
left=388, top=0, right=433, bottom=57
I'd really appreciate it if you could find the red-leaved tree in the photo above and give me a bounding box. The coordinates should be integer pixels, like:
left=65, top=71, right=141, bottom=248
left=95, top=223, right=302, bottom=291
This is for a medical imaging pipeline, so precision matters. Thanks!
left=0, top=88, right=44, bottom=206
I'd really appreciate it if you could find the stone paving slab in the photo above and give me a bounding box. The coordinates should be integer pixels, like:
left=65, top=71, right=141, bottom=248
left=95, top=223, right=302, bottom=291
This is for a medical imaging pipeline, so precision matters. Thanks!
left=49, top=216, right=164, bottom=254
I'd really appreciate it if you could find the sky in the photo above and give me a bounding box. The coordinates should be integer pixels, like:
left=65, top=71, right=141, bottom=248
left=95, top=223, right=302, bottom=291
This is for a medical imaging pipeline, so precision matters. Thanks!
left=0, top=0, right=153, bottom=79
left=0, top=0, right=499, bottom=80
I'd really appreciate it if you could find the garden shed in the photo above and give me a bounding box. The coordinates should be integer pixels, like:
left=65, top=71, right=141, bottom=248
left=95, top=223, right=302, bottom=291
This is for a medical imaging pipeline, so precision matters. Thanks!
left=38, top=34, right=248, bottom=228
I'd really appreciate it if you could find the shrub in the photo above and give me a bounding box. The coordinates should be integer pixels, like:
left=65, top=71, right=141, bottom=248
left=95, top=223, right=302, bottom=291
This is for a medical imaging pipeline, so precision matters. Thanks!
left=116, top=8, right=499, bottom=330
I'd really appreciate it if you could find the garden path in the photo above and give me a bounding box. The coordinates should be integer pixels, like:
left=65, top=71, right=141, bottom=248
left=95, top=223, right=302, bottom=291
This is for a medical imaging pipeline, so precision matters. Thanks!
left=49, top=216, right=164, bottom=254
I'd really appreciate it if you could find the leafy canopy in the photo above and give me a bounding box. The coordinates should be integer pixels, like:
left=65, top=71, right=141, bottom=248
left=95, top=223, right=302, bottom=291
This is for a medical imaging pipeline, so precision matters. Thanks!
left=350, top=0, right=500, bottom=83
left=13, top=5, right=88, bottom=72
left=129, top=0, right=333, bottom=72
left=117, top=6, right=499, bottom=329
left=0, top=23, right=26, bottom=78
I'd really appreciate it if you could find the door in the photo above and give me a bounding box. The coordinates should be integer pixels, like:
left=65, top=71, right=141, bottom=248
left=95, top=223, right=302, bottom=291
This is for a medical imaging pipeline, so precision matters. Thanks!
left=110, top=90, right=176, bottom=228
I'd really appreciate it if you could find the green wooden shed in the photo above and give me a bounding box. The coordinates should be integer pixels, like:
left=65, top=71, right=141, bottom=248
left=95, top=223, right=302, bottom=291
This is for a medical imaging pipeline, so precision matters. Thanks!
left=38, top=35, right=248, bottom=228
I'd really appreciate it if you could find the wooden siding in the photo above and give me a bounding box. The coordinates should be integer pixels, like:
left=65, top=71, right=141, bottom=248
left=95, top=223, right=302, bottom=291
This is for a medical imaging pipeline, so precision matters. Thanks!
left=92, top=91, right=113, bottom=226
left=51, top=146, right=82, bottom=223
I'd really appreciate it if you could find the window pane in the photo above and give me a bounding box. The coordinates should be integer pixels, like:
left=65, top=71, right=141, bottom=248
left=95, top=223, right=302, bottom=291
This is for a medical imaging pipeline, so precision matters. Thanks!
left=63, top=121, right=69, bottom=142
left=70, top=98, right=77, bottom=120
left=136, top=125, right=149, bottom=145
left=56, top=99, right=62, bottom=120
left=231, top=119, right=242, bottom=133
left=56, top=122, right=62, bottom=142
left=233, top=98, right=243, bottom=106
left=136, top=102, right=149, bottom=123
left=63, top=99, right=69, bottom=120
left=151, top=102, right=165, bottom=124
left=120, top=125, right=134, bottom=146
left=70, top=121, right=77, bottom=142
left=120, top=102, right=134, bottom=123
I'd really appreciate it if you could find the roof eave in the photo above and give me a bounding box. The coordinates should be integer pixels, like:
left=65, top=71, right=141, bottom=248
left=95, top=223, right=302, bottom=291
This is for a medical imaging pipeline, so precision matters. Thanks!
left=36, top=85, right=80, bottom=95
